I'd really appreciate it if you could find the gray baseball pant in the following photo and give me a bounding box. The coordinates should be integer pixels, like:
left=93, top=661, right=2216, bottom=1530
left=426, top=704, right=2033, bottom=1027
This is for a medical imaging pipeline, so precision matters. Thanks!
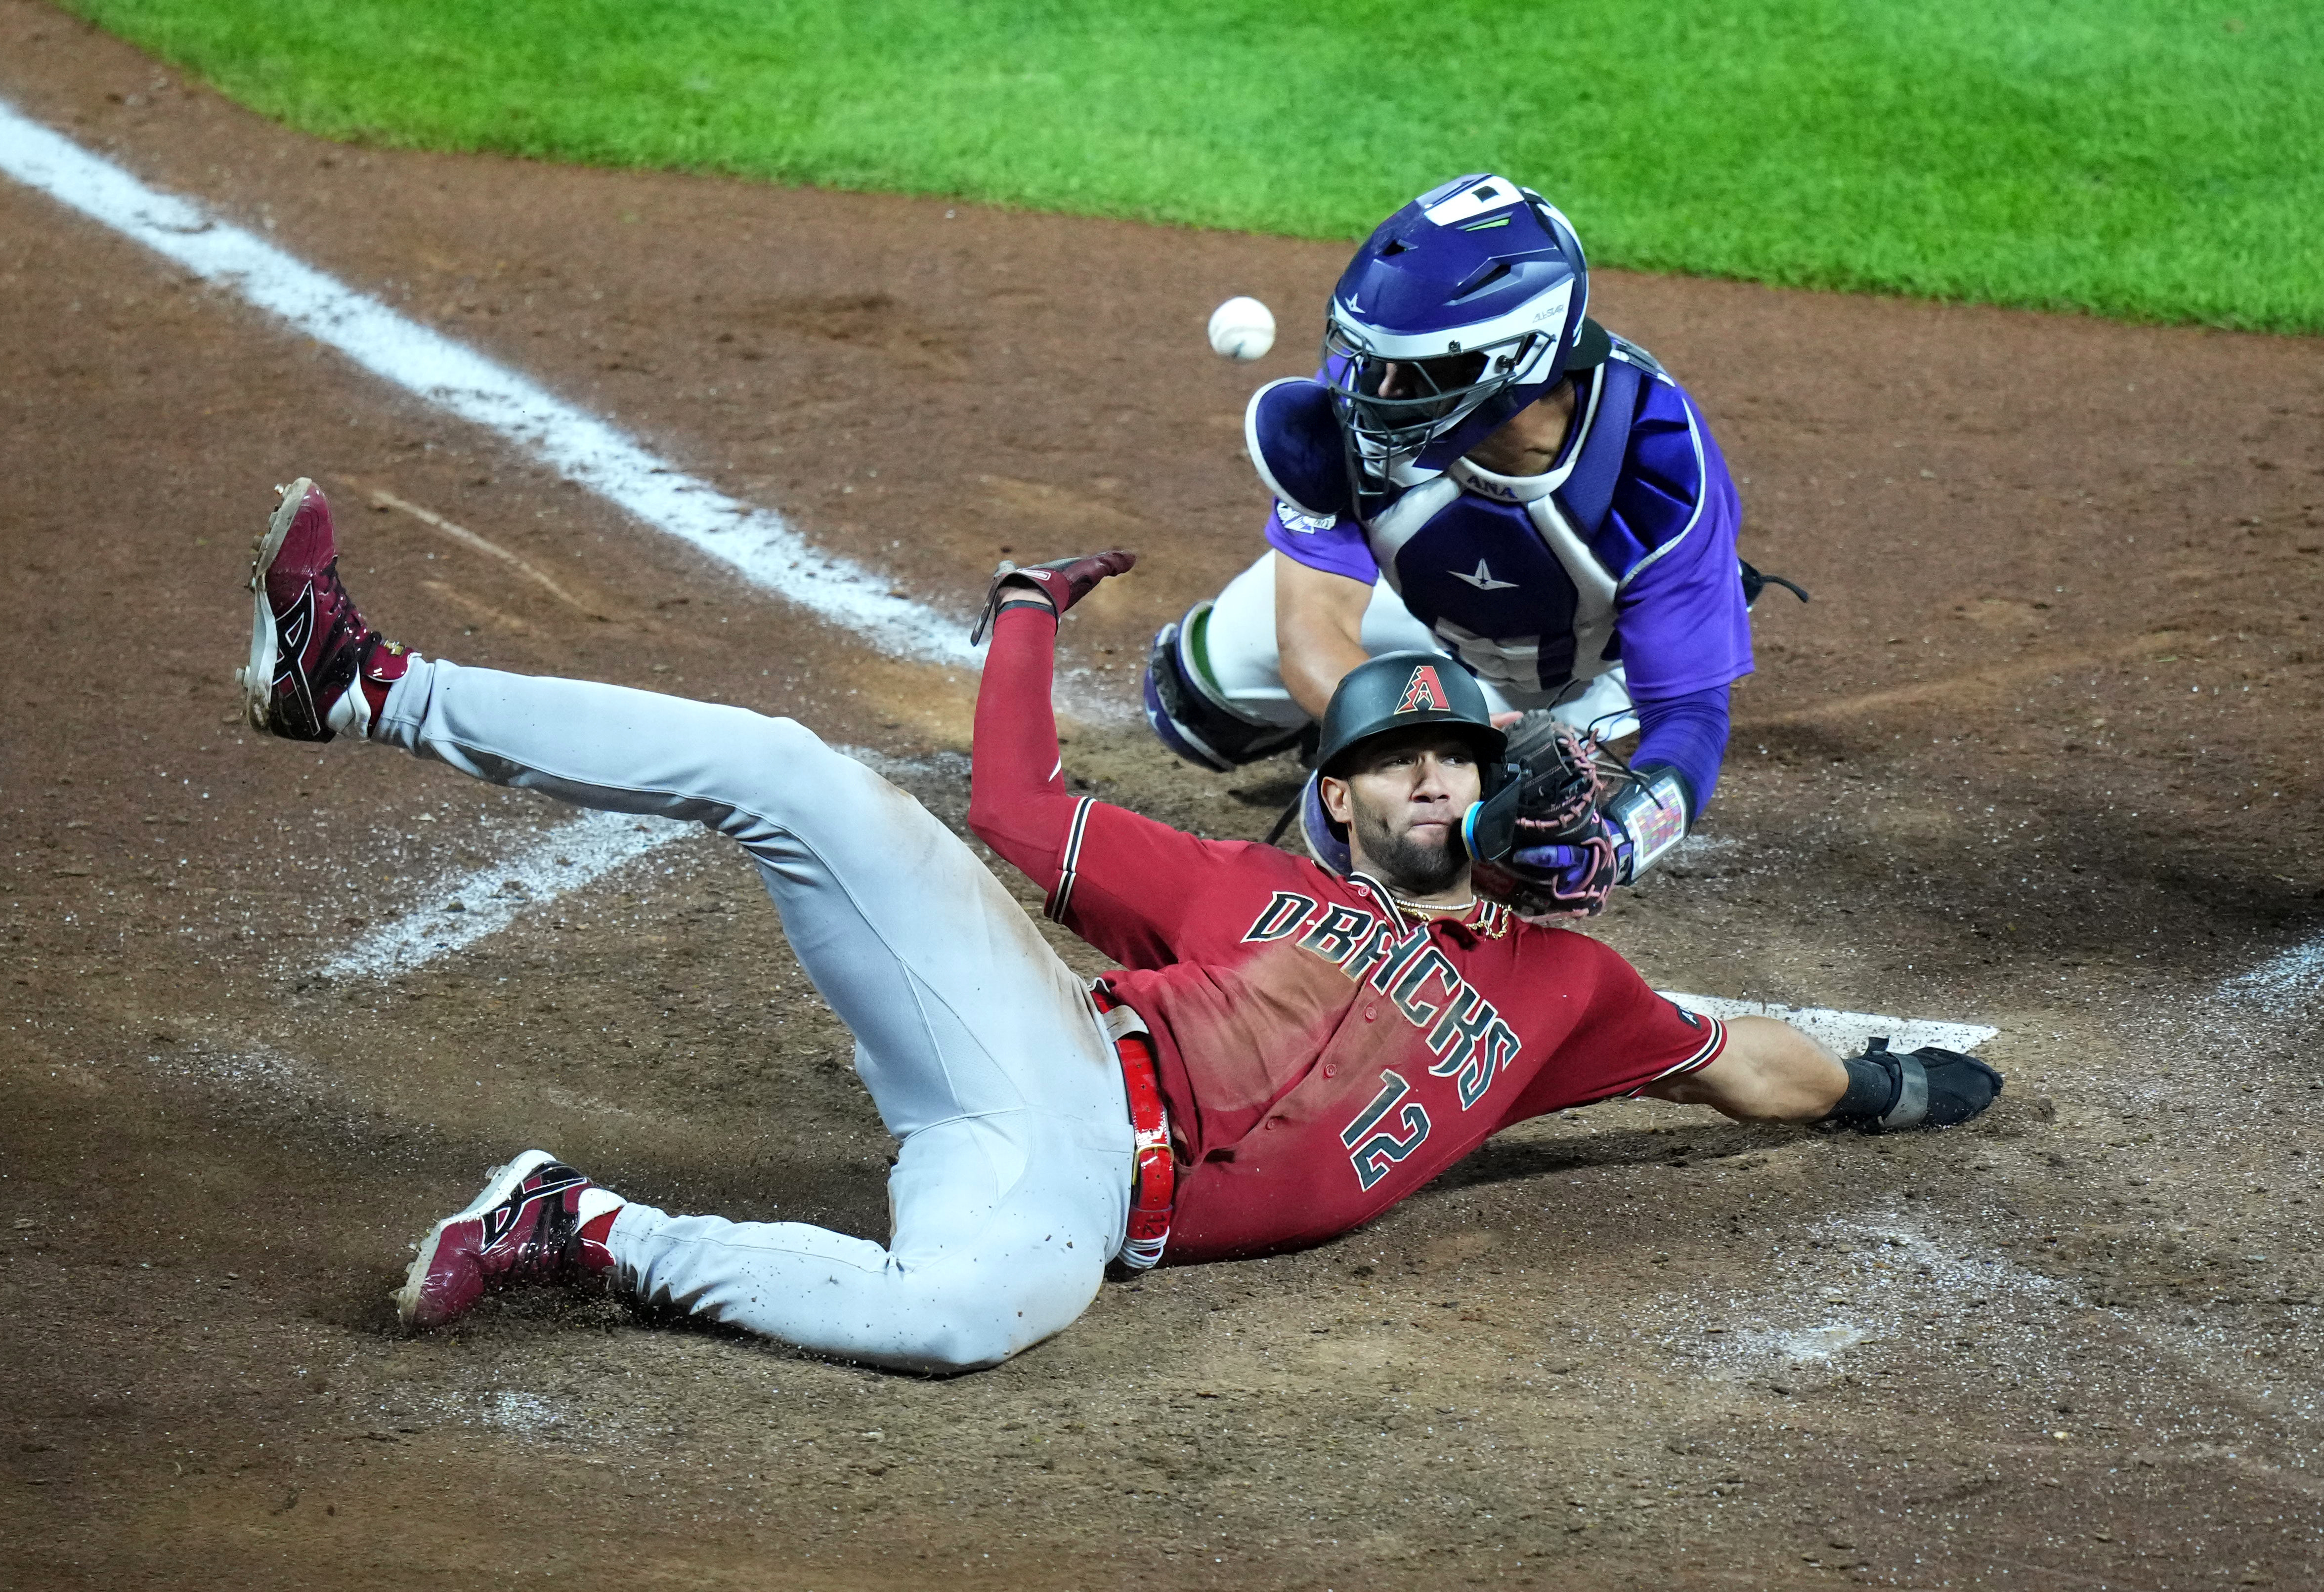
left=375, top=657, right=1134, bottom=1373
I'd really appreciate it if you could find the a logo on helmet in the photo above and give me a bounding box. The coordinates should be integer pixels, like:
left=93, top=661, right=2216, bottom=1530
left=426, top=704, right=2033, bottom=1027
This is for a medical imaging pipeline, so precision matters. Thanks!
left=1395, top=663, right=1448, bottom=714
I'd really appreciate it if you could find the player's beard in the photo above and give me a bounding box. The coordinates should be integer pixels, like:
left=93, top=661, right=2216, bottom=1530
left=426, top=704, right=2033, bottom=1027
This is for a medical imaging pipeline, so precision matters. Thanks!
left=1348, top=797, right=1467, bottom=898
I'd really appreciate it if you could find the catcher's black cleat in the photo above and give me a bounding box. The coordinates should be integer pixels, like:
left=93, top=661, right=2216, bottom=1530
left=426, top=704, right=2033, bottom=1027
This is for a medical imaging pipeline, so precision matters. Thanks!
left=1826, top=1037, right=2002, bottom=1132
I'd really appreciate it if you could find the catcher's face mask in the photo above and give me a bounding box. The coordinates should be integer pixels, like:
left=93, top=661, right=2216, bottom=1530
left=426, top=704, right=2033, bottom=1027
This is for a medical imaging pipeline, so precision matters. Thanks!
left=1323, top=324, right=1550, bottom=484
left=1322, top=173, right=1596, bottom=499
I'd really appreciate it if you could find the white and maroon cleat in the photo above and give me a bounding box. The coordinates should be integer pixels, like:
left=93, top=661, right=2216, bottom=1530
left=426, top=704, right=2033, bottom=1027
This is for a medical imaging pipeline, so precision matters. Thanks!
left=238, top=476, right=411, bottom=742
left=396, top=1150, right=626, bottom=1330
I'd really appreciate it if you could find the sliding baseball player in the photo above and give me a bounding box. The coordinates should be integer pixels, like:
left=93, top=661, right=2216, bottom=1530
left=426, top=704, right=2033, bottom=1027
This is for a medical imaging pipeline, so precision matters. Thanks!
left=238, top=478, right=1996, bottom=1372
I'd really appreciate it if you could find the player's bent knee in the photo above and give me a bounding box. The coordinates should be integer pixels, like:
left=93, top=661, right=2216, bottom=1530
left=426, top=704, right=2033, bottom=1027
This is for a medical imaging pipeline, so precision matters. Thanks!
left=887, top=1322, right=1020, bottom=1377
left=1142, top=605, right=1309, bottom=771
left=882, top=1254, right=1104, bottom=1375
left=740, top=712, right=825, bottom=757
left=844, top=1306, right=1059, bottom=1377
left=729, top=713, right=886, bottom=794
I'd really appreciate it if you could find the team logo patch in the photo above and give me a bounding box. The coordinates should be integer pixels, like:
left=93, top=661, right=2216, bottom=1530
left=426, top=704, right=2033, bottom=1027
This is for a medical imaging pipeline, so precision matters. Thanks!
left=272, top=582, right=317, bottom=688
left=1450, top=558, right=1518, bottom=590
left=1394, top=663, right=1448, bottom=714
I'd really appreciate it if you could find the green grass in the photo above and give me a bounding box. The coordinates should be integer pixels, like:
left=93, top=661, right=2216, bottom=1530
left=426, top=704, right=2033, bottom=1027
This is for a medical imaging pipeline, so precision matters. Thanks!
left=56, top=0, right=2324, bottom=332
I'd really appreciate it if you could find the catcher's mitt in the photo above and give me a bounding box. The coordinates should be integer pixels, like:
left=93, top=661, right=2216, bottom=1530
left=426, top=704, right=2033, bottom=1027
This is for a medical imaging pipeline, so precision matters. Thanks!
left=1462, top=714, right=1622, bottom=918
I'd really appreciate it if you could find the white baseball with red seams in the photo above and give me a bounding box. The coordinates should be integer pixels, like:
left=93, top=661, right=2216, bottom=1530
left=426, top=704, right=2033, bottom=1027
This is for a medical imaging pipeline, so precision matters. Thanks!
left=1208, top=295, right=1275, bottom=360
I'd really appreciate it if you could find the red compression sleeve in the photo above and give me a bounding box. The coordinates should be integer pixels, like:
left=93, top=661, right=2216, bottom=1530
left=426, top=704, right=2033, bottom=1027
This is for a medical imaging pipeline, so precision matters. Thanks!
left=967, top=602, right=1076, bottom=893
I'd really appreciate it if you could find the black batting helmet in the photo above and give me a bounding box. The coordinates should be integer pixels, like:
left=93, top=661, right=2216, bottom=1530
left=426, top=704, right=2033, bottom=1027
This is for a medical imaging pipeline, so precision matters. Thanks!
left=1314, top=652, right=1508, bottom=778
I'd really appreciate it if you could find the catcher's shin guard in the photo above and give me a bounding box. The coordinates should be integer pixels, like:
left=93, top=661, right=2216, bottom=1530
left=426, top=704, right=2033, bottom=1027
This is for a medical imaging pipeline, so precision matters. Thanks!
left=1141, top=604, right=1307, bottom=772
left=1825, top=1039, right=2003, bottom=1132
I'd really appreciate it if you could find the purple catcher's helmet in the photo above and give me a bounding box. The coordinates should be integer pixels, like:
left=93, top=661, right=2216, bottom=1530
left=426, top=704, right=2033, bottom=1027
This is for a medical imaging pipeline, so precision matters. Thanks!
left=1325, top=174, right=1609, bottom=502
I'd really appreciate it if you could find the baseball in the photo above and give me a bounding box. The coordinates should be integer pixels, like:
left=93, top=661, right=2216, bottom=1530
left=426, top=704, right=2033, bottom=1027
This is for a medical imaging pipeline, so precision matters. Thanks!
left=1207, top=295, right=1275, bottom=361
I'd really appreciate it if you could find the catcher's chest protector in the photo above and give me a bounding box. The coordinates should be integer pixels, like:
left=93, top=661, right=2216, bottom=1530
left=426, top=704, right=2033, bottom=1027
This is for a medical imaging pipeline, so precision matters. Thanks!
left=1371, top=353, right=1649, bottom=697
left=1257, top=346, right=1693, bottom=701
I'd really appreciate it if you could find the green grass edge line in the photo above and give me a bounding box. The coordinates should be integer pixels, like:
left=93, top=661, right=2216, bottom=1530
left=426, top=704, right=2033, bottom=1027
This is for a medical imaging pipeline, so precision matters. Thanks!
left=46, top=0, right=2324, bottom=337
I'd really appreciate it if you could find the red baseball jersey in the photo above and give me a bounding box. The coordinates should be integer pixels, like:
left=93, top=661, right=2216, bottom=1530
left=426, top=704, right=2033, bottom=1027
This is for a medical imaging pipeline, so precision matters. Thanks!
left=970, top=608, right=1725, bottom=1264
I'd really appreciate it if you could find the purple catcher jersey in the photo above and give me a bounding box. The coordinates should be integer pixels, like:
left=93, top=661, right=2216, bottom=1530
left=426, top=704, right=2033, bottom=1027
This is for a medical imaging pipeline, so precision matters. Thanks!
left=1259, top=338, right=1752, bottom=708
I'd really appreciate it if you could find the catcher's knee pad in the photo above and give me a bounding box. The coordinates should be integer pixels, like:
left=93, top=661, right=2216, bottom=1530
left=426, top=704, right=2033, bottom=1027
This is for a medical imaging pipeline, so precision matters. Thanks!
left=1828, top=1039, right=2003, bottom=1132
left=1141, top=605, right=1307, bottom=773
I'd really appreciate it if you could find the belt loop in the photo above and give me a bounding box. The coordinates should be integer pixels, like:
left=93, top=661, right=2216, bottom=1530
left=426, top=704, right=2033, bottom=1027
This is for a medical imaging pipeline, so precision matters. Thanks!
left=1092, top=981, right=1174, bottom=1271
left=1098, top=1001, right=1149, bottom=1047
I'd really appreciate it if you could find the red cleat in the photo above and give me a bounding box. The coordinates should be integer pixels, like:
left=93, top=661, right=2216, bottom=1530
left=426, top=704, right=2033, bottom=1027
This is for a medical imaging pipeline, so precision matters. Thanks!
left=396, top=1150, right=625, bottom=1330
left=239, top=477, right=410, bottom=742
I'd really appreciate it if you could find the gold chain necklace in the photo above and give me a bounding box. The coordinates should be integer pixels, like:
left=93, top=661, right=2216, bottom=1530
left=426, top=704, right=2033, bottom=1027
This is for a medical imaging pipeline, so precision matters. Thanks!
left=1388, top=894, right=1474, bottom=917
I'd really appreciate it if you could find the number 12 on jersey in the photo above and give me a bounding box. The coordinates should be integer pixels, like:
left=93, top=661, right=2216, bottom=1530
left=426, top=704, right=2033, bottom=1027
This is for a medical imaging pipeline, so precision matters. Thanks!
left=1340, top=1069, right=1434, bottom=1191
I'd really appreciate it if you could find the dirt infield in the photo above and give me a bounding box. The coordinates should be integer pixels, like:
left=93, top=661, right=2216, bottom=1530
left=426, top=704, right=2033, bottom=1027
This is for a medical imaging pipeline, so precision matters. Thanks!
left=5, top=5, right=2324, bottom=1588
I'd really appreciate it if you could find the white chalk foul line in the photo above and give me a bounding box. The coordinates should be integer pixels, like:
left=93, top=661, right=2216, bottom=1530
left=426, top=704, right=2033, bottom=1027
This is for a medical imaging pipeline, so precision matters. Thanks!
left=317, top=746, right=944, bottom=980
left=322, top=810, right=688, bottom=979
left=0, top=97, right=977, bottom=669
left=1658, top=993, right=1997, bottom=1058
left=2222, top=933, right=2324, bottom=1014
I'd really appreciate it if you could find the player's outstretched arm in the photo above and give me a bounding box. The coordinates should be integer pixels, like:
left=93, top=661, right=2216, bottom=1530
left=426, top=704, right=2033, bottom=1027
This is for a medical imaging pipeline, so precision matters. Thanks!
left=965, top=550, right=1138, bottom=889
left=968, top=599, right=1085, bottom=893
left=1644, top=1016, right=1846, bottom=1121
left=1645, top=1017, right=2005, bottom=1133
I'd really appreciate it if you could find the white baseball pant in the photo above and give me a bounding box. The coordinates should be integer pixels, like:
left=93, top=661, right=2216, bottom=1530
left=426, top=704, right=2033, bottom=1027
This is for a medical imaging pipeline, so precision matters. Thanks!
left=1199, top=550, right=1640, bottom=736
left=374, top=657, right=1134, bottom=1373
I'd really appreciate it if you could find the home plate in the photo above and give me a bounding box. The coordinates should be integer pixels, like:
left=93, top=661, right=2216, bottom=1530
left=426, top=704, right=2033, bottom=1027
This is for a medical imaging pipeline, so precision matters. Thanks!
left=1656, top=994, right=1997, bottom=1057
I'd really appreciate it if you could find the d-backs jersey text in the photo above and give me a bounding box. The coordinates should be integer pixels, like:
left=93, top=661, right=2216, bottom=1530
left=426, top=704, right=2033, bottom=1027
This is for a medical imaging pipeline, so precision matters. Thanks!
left=972, top=608, right=1726, bottom=1263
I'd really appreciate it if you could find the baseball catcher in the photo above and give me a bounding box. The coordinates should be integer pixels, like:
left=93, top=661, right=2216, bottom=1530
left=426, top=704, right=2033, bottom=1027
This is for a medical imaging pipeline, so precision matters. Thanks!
left=238, top=479, right=1992, bottom=1374
left=1142, top=172, right=1805, bottom=901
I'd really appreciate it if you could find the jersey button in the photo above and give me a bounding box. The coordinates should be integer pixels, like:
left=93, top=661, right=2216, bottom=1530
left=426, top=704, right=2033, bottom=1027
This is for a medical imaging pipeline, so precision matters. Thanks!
left=1364, top=1005, right=1378, bottom=1022
left=1323, top=1062, right=1338, bottom=1078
